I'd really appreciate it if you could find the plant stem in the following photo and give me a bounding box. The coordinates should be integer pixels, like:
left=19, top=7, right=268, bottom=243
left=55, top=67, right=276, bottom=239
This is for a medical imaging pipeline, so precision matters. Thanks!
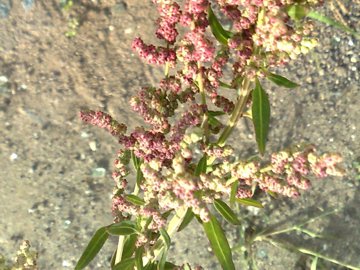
left=115, top=236, right=125, bottom=265
left=253, top=209, right=339, bottom=240
left=197, top=62, right=209, bottom=142
left=217, top=77, right=251, bottom=147
left=263, top=237, right=360, bottom=270
left=114, top=171, right=142, bottom=264
left=143, top=206, right=188, bottom=264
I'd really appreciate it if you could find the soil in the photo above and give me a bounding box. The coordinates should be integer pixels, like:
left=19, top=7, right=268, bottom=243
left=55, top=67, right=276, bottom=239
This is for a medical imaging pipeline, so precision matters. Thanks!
left=0, top=1, right=359, bottom=269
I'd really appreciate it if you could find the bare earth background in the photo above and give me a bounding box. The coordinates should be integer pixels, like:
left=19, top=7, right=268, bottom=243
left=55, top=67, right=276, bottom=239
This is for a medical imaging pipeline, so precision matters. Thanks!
left=0, top=0, right=359, bottom=269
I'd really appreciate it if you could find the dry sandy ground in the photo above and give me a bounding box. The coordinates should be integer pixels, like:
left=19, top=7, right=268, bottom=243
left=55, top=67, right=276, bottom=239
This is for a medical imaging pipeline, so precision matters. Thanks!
left=0, top=1, right=359, bottom=269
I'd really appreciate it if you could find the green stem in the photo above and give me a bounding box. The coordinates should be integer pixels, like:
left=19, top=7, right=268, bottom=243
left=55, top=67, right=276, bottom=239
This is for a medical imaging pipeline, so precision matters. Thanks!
left=165, top=62, right=170, bottom=77
left=115, top=236, right=125, bottom=264
left=197, top=62, right=209, bottom=141
left=254, top=209, right=339, bottom=240
left=114, top=170, right=142, bottom=264
left=217, top=77, right=251, bottom=147
left=144, top=206, right=188, bottom=264
left=262, top=237, right=360, bottom=270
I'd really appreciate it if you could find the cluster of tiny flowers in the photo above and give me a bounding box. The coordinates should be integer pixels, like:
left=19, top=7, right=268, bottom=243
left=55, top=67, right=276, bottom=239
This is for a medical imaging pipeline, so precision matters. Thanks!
left=132, top=37, right=176, bottom=66
left=79, top=110, right=127, bottom=138
left=130, top=87, right=179, bottom=133
left=79, top=0, right=342, bottom=263
left=242, top=145, right=343, bottom=197
left=154, top=1, right=181, bottom=43
left=213, top=0, right=324, bottom=77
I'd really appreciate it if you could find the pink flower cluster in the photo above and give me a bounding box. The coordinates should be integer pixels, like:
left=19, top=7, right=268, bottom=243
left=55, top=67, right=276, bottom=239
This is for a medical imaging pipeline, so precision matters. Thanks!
left=79, top=110, right=127, bottom=138
left=132, top=37, right=176, bottom=66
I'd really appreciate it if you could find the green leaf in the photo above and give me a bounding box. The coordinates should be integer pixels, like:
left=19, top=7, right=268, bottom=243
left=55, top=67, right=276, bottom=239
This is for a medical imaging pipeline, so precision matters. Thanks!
left=194, top=155, right=207, bottom=176
left=125, top=194, right=145, bottom=206
left=236, top=198, right=264, bottom=208
left=75, top=227, right=109, bottom=270
left=252, top=79, right=270, bottom=155
left=106, top=221, right=138, bottom=236
left=208, top=115, right=222, bottom=129
left=110, top=249, right=117, bottom=268
left=113, top=257, right=136, bottom=270
left=208, top=110, right=226, bottom=117
left=135, top=246, right=144, bottom=270
left=177, top=208, right=195, bottom=232
left=267, top=73, right=299, bottom=88
left=202, top=213, right=235, bottom=270
left=311, top=256, right=318, bottom=270
left=136, top=168, right=144, bottom=187
left=131, top=150, right=141, bottom=169
left=208, top=7, right=232, bottom=45
left=158, top=250, right=167, bottom=270
left=144, top=262, right=157, bottom=270
left=219, top=81, right=234, bottom=89
left=287, top=4, right=309, bottom=21
left=307, top=11, right=360, bottom=39
left=164, top=262, right=178, bottom=270
left=213, top=199, right=241, bottom=225
left=159, top=228, right=171, bottom=250
left=230, top=181, right=239, bottom=207
left=121, top=234, right=137, bottom=259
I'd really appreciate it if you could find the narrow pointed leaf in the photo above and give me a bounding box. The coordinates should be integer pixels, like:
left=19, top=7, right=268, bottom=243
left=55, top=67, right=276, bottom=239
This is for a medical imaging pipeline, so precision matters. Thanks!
left=106, top=220, right=138, bottom=236
left=159, top=228, right=171, bottom=250
left=236, top=198, right=264, bottom=208
left=214, top=199, right=241, bottom=225
left=195, top=155, right=207, bottom=176
left=75, top=227, right=109, bottom=270
left=208, top=110, right=226, bottom=117
left=144, top=262, right=157, bottom=270
left=131, top=150, right=141, bottom=169
left=110, top=249, right=117, bottom=268
left=311, top=257, right=318, bottom=270
left=230, top=181, right=238, bottom=207
left=208, top=7, right=232, bottom=45
left=252, top=79, right=270, bottom=155
left=219, top=81, right=234, bottom=89
left=267, top=73, right=299, bottom=88
left=125, top=194, right=145, bottom=206
left=135, top=247, right=144, bottom=270
left=202, top=213, right=235, bottom=270
left=136, top=167, right=144, bottom=187
left=121, top=234, right=137, bottom=259
left=177, top=208, right=195, bottom=232
left=307, top=11, right=360, bottom=39
left=164, top=262, right=178, bottom=270
left=113, top=257, right=136, bottom=270
left=158, top=250, right=167, bottom=270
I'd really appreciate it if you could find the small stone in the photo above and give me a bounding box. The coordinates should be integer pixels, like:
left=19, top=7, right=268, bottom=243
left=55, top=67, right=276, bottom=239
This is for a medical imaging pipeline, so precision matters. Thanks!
left=91, top=167, right=106, bottom=177
left=22, top=0, right=34, bottom=11
left=89, top=141, right=97, bottom=151
left=10, top=153, right=18, bottom=161
left=124, top=28, right=133, bottom=34
left=0, top=2, right=10, bottom=18
left=62, top=260, right=72, bottom=267
left=81, top=131, right=90, bottom=138
left=0, top=75, right=8, bottom=84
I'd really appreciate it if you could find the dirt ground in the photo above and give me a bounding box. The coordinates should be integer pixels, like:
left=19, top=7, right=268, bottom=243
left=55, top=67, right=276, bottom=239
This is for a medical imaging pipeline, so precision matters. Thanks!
left=0, top=1, right=359, bottom=269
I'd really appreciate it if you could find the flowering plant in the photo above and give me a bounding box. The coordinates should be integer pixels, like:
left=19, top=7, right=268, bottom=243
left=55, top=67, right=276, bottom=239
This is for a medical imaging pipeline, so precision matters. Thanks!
left=75, top=1, right=349, bottom=269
